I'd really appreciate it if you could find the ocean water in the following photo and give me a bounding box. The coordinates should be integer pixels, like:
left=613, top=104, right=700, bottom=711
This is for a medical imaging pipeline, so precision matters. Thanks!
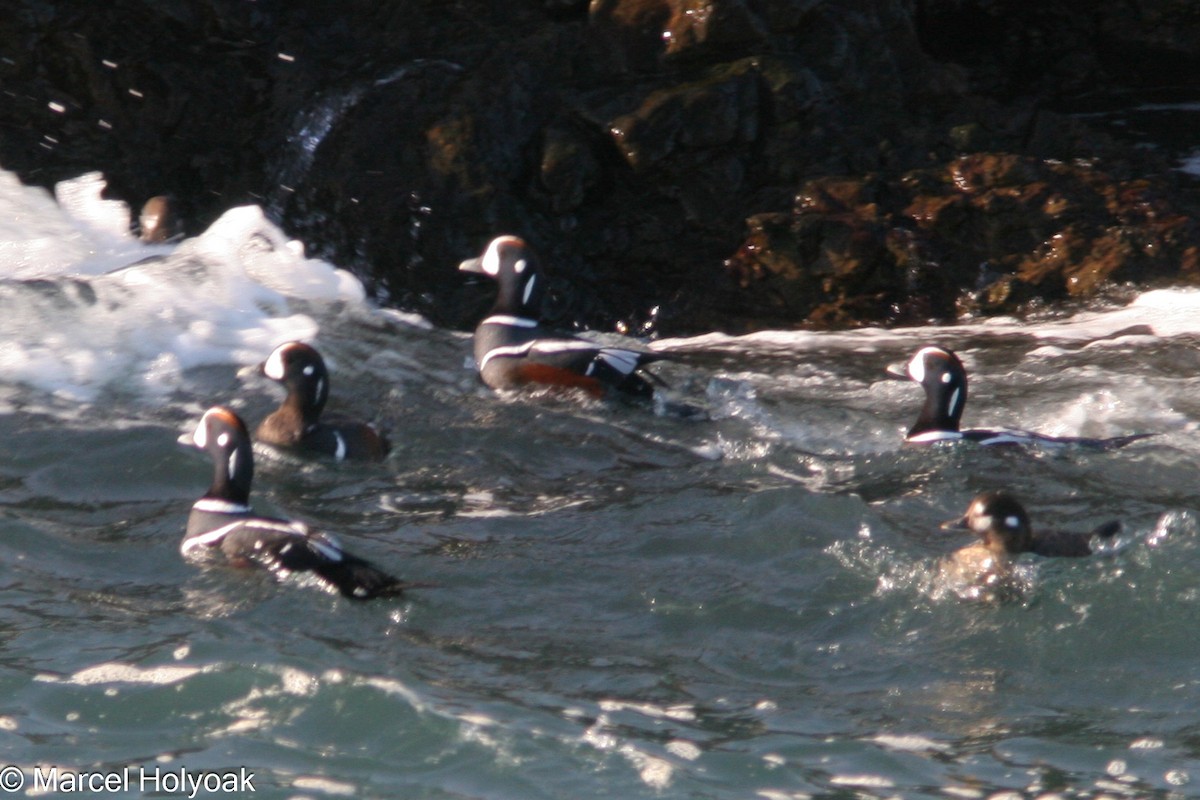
left=0, top=170, right=1198, bottom=799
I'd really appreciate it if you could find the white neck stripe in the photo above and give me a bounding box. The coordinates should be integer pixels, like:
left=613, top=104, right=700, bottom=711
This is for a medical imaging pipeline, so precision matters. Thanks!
left=192, top=498, right=252, bottom=515
left=907, top=430, right=963, bottom=443
left=481, top=315, right=538, bottom=328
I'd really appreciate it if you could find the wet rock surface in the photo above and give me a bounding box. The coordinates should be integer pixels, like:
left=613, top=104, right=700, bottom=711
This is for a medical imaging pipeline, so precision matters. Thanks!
left=2, top=1, right=1198, bottom=333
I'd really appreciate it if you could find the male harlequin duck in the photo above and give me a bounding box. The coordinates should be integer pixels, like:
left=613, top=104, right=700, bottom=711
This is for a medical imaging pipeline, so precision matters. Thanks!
left=181, top=406, right=412, bottom=599
left=892, top=345, right=1152, bottom=448
left=459, top=235, right=667, bottom=398
left=937, top=490, right=1120, bottom=601
left=254, top=341, right=390, bottom=461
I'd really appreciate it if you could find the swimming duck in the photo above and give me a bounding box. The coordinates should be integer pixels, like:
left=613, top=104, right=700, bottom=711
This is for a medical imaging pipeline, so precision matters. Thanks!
left=182, top=406, right=412, bottom=599
left=893, top=345, right=1152, bottom=448
left=459, top=235, right=667, bottom=398
left=254, top=341, right=390, bottom=461
left=937, top=490, right=1120, bottom=601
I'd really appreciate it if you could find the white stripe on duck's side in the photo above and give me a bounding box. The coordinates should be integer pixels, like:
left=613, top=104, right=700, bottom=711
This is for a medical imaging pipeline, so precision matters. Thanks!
left=973, top=430, right=1060, bottom=447
left=597, top=349, right=641, bottom=375
left=180, top=520, right=246, bottom=555
left=477, top=339, right=602, bottom=371
left=304, top=532, right=344, bottom=562
left=182, top=518, right=346, bottom=562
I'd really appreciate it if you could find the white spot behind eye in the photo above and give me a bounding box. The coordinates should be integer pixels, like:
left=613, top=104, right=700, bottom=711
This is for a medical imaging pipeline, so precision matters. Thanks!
left=1004, top=515, right=1021, bottom=529
left=217, top=432, right=230, bottom=447
left=303, top=365, right=315, bottom=377
left=264, top=347, right=286, bottom=380
left=522, top=274, right=537, bottom=306
left=941, top=372, right=952, bottom=383
left=514, top=258, right=527, bottom=274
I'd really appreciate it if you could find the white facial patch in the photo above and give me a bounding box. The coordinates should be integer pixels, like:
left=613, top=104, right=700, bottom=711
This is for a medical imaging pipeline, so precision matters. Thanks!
left=192, top=418, right=209, bottom=449
left=908, top=346, right=949, bottom=383
left=264, top=346, right=287, bottom=380
left=481, top=241, right=503, bottom=276
left=522, top=274, right=537, bottom=306
left=217, top=432, right=230, bottom=448
left=907, top=352, right=925, bottom=383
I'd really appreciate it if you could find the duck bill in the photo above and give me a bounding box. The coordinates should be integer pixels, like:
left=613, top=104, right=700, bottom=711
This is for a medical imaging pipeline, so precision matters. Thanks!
left=236, top=361, right=266, bottom=380
left=940, top=515, right=970, bottom=531
left=884, top=363, right=911, bottom=381
left=458, top=256, right=485, bottom=274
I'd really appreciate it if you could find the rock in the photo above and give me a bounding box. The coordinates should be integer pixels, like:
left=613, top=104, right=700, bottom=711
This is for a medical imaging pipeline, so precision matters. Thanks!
left=723, top=154, right=1200, bottom=328
left=1, top=0, right=1198, bottom=334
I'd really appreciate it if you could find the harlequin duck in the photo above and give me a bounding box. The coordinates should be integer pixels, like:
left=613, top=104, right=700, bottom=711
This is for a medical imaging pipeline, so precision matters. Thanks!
left=937, top=490, right=1120, bottom=601
left=459, top=235, right=667, bottom=398
left=892, top=345, right=1153, bottom=448
left=181, top=406, right=413, bottom=599
left=254, top=341, right=390, bottom=461
left=137, top=195, right=183, bottom=243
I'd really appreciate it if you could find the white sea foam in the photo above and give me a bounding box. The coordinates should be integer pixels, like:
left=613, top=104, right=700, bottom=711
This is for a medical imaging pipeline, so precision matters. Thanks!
left=0, top=169, right=370, bottom=402
left=50, top=661, right=207, bottom=686
left=655, top=287, right=1200, bottom=354
left=655, top=285, right=1200, bottom=449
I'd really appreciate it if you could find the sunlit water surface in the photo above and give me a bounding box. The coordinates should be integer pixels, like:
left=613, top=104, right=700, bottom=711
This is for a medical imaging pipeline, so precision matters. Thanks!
left=0, top=171, right=1198, bottom=799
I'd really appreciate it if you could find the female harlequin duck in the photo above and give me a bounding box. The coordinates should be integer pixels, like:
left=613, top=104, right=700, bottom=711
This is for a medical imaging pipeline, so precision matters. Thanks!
left=937, top=490, right=1120, bottom=601
left=137, top=195, right=183, bottom=243
left=892, top=345, right=1152, bottom=448
left=182, top=406, right=412, bottom=599
left=254, top=341, right=390, bottom=461
left=459, top=235, right=667, bottom=398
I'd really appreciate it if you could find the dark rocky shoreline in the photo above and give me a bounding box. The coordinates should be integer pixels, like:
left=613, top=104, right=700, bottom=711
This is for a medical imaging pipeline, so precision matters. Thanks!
left=2, top=1, right=1198, bottom=335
